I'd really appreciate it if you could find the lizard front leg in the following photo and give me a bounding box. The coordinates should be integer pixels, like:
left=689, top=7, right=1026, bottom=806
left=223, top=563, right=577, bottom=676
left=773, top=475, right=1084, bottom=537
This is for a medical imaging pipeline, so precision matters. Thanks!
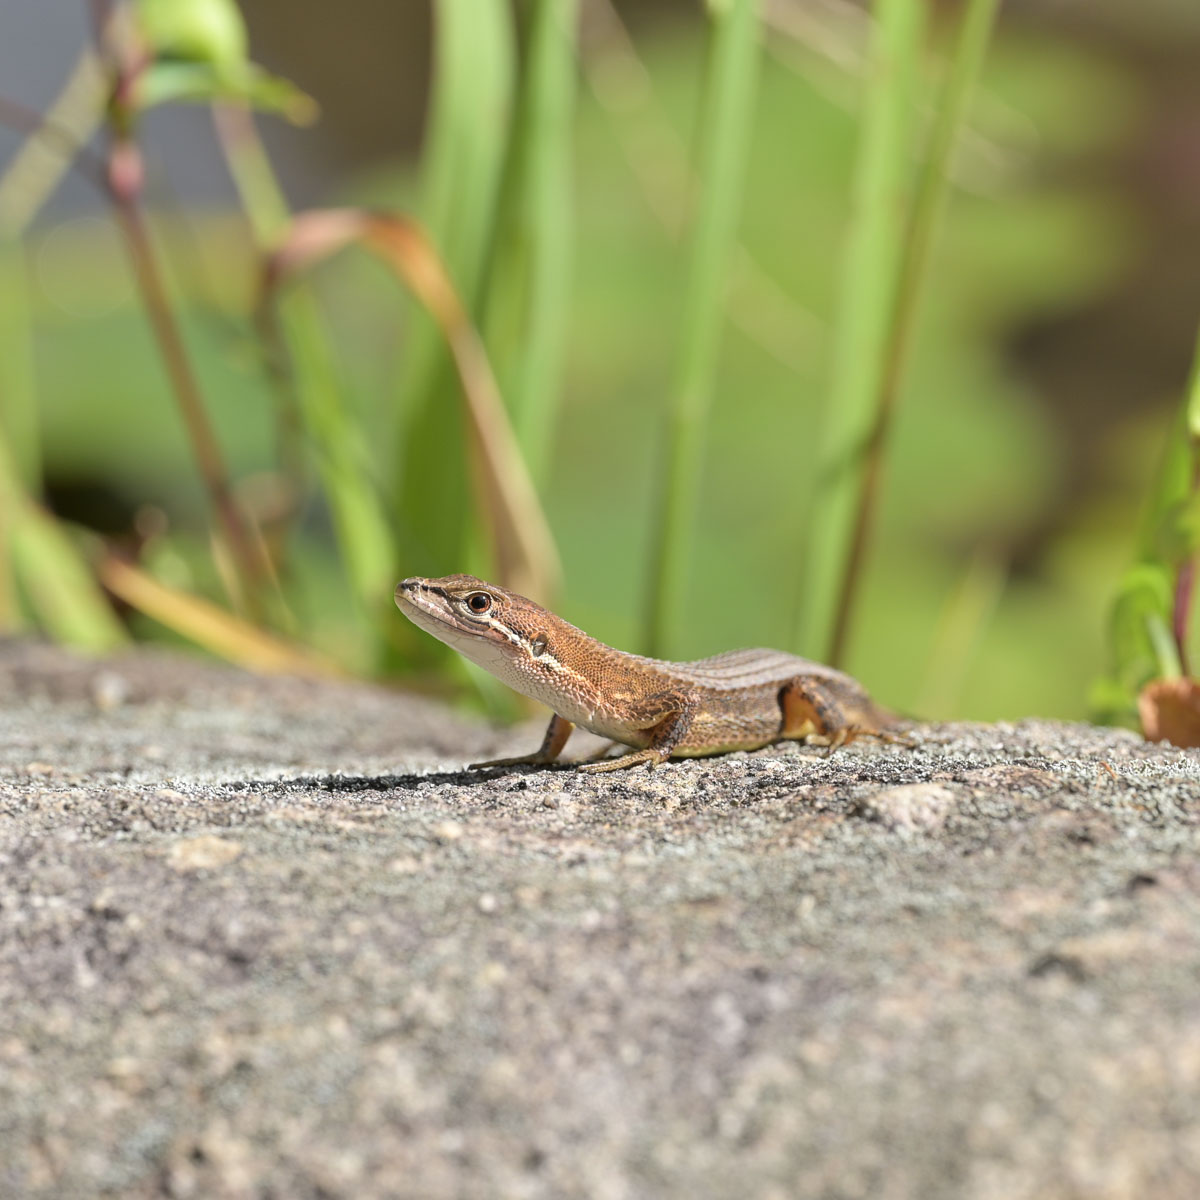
left=578, top=691, right=697, bottom=773
left=471, top=712, right=574, bottom=769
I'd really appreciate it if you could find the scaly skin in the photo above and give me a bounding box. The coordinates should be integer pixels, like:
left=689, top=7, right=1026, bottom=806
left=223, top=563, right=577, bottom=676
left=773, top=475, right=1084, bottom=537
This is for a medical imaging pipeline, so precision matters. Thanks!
left=395, top=574, right=899, bottom=773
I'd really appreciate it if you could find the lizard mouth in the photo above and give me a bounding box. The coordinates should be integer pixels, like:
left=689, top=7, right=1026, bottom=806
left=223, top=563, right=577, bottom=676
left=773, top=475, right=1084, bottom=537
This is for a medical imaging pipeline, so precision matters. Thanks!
left=395, top=577, right=514, bottom=671
left=394, top=577, right=422, bottom=606
left=395, top=577, right=486, bottom=644
left=395, top=578, right=450, bottom=623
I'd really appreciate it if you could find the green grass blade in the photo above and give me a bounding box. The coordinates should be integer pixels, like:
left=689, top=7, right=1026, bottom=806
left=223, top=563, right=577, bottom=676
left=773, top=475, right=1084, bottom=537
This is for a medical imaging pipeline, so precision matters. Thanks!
left=793, top=0, right=925, bottom=662
left=1098, top=319, right=1200, bottom=718
left=0, top=431, right=126, bottom=651
left=9, top=510, right=127, bottom=651
left=480, top=0, right=579, bottom=484
left=0, top=239, right=119, bottom=652
left=642, top=0, right=761, bottom=656
left=211, top=105, right=290, bottom=242
left=1187, top=321, right=1200, bottom=438
left=580, top=3, right=820, bottom=374
left=216, top=107, right=397, bottom=628
left=829, top=0, right=1001, bottom=665
left=0, top=45, right=121, bottom=644
left=0, top=241, right=38, bottom=629
left=277, top=294, right=398, bottom=610
left=0, top=45, right=105, bottom=234
left=395, top=0, right=515, bottom=581
left=917, top=548, right=1006, bottom=716
left=0, top=244, right=38, bottom=488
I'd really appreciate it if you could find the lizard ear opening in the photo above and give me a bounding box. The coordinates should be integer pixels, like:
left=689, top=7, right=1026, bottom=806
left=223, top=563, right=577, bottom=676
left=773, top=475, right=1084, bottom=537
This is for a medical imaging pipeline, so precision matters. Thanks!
left=531, top=634, right=549, bottom=657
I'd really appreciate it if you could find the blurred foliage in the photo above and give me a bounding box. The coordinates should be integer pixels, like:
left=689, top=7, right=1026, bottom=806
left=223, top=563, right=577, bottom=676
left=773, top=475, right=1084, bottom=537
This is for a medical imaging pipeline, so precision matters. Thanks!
left=1, top=0, right=1191, bottom=725
left=1095, top=324, right=1200, bottom=728
left=133, top=0, right=316, bottom=121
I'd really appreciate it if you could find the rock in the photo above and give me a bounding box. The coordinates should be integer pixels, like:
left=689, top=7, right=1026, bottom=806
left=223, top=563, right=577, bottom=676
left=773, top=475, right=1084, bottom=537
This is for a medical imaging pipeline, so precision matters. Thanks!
left=1, top=641, right=1199, bottom=1199
left=167, top=835, right=243, bottom=872
left=854, top=783, right=958, bottom=832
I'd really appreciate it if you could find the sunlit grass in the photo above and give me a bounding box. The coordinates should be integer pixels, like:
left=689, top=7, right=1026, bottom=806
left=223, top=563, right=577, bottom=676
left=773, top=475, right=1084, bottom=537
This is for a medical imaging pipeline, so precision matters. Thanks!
left=642, top=0, right=761, bottom=657
left=0, top=1, right=1160, bottom=723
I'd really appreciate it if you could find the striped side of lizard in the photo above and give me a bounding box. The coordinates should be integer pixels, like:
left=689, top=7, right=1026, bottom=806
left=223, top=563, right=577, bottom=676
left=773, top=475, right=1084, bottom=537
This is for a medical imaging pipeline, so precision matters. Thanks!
left=395, top=574, right=900, bottom=773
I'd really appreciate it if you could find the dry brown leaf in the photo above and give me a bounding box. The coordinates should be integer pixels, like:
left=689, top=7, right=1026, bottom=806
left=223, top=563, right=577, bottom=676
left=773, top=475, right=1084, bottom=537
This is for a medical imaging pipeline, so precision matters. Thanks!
left=262, top=208, right=560, bottom=602
left=1138, top=677, right=1200, bottom=747
left=99, top=555, right=343, bottom=678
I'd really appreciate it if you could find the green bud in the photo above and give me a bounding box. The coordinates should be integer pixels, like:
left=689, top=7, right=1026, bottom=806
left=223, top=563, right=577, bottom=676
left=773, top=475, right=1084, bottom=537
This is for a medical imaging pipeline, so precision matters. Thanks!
left=135, top=0, right=249, bottom=70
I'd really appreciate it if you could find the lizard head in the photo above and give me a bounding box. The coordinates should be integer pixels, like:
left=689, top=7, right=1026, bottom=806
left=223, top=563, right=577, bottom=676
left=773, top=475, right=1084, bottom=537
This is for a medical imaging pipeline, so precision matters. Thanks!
left=395, top=575, right=552, bottom=670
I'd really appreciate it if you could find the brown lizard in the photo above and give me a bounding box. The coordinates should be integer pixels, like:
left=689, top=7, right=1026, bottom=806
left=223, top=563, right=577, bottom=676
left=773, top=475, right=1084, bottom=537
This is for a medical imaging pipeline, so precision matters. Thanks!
left=395, top=574, right=899, bottom=773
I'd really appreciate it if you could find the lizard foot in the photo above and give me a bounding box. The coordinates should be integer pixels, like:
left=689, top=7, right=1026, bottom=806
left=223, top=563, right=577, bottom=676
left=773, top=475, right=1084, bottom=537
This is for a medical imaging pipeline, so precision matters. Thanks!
left=469, top=753, right=560, bottom=770
left=577, top=748, right=667, bottom=774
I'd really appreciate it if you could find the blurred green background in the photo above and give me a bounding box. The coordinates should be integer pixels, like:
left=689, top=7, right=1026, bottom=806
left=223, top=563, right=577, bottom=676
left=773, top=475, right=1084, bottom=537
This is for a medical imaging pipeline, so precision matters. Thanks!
left=2, top=0, right=1199, bottom=723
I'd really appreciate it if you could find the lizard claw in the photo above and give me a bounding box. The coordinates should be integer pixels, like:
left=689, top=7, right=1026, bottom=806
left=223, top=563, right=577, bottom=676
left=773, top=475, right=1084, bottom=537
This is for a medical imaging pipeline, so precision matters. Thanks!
left=469, top=754, right=553, bottom=770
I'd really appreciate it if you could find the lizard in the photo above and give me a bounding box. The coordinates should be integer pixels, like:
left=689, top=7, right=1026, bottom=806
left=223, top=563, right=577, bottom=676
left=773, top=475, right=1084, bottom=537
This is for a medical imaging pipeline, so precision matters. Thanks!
left=395, top=574, right=900, bottom=773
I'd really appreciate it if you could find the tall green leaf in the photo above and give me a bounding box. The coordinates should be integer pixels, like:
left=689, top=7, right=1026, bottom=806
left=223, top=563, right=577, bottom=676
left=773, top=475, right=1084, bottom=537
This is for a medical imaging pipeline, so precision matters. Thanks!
left=394, top=0, right=515, bottom=580
left=793, top=0, right=925, bottom=661
left=216, top=107, right=398, bottom=633
left=480, top=0, right=579, bottom=485
left=0, top=432, right=126, bottom=651
left=0, top=243, right=34, bottom=629
left=642, top=0, right=761, bottom=656
left=1098, top=321, right=1200, bottom=722
left=0, top=42, right=121, bottom=644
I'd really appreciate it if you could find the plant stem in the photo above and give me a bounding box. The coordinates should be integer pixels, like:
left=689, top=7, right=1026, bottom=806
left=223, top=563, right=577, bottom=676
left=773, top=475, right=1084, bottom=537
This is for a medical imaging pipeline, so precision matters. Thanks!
left=642, top=0, right=760, bottom=656
left=828, top=0, right=1000, bottom=667
left=395, top=0, right=515, bottom=586
left=107, top=151, right=264, bottom=613
left=1173, top=321, right=1200, bottom=673
left=793, top=0, right=924, bottom=663
left=480, top=0, right=579, bottom=484
left=215, top=106, right=397, bottom=625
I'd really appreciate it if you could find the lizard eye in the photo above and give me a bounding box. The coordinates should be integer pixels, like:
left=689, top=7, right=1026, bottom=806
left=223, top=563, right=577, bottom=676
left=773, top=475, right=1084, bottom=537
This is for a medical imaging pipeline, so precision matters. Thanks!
left=465, top=592, right=493, bottom=615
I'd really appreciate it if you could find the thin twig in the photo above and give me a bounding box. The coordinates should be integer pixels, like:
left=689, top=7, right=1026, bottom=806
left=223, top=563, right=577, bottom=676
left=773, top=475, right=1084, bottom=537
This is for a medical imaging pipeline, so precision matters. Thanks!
left=107, top=155, right=266, bottom=612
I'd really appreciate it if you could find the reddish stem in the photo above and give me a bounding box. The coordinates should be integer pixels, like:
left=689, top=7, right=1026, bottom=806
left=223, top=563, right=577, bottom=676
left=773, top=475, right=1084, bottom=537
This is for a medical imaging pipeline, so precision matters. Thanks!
left=106, top=138, right=265, bottom=613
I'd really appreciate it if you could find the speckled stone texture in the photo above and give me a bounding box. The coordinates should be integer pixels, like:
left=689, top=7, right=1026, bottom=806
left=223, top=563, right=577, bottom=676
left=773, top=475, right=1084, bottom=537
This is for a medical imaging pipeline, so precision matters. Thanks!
left=1, top=640, right=1198, bottom=1199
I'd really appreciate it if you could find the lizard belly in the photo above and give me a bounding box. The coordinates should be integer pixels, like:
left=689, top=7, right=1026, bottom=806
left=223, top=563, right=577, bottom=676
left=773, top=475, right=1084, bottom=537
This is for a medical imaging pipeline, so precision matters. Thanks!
left=673, top=689, right=783, bottom=756
left=527, top=681, right=649, bottom=746
left=521, top=678, right=650, bottom=746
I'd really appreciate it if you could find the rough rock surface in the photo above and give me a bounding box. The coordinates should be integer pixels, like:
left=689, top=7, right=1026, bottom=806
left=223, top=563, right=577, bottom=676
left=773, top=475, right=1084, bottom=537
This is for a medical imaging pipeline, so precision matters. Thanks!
left=1, top=639, right=1199, bottom=1199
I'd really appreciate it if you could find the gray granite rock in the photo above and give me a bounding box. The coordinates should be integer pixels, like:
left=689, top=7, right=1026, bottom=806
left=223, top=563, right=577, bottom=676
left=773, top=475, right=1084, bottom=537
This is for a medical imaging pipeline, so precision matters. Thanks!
left=1, top=640, right=1198, bottom=1198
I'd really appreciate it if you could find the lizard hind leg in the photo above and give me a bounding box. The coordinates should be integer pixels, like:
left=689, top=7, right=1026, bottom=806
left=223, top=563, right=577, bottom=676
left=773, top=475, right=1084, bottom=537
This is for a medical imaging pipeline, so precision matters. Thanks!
left=779, top=678, right=861, bottom=752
